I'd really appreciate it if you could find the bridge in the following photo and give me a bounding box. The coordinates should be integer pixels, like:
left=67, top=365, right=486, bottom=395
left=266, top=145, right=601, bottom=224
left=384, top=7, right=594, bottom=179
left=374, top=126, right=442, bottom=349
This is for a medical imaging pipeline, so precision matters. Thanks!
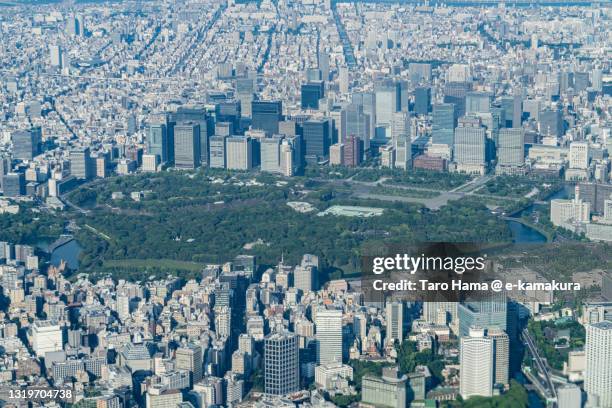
left=522, top=328, right=558, bottom=407
left=47, top=235, right=74, bottom=253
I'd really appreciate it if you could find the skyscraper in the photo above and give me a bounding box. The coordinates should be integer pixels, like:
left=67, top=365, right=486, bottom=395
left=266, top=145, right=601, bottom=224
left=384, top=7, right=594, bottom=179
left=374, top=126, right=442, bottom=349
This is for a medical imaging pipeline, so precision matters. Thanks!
left=301, top=81, right=325, bottom=110
left=460, top=327, right=494, bottom=399
left=385, top=301, right=404, bottom=345
left=12, top=129, right=41, bottom=161
left=175, top=107, right=210, bottom=166
left=432, top=103, right=456, bottom=146
left=362, top=366, right=408, bottom=408
left=226, top=137, right=253, bottom=170
left=260, top=136, right=283, bottom=174
left=414, top=87, right=431, bottom=115
left=174, top=123, right=201, bottom=169
left=301, top=119, right=330, bottom=162
left=69, top=147, right=94, bottom=180
left=315, top=307, right=343, bottom=364
left=454, top=116, right=488, bottom=175
left=487, top=327, right=509, bottom=386
left=50, top=45, right=63, bottom=68
left=343, top=135, right=363, bottom=167
left=375, top=81, right=397, bottom=134
left=339, top=67, right=349, bottom=94
left=466, top=92, right=491, bottom=114
left=209, top=136, right=226, bottom=169
left=147, top=122, right=171, bottom=163
left=585, top=321, right=612, bottom=408
left=175, top=344, right=203, bottom=384
left=444, top=82, right=472, bottom=118
left=458, top=291, right=508, bottom=337
left=264, top=332, right=299, bottom=395
left=497, top=128, right=525, bottom=169
left=251, top=101, right=282, bottom=135
left=500, top=95, right=522, bottom=128
left=345, top=103, right=370, bottom=150
left=539, top=108, right=563, bottom=138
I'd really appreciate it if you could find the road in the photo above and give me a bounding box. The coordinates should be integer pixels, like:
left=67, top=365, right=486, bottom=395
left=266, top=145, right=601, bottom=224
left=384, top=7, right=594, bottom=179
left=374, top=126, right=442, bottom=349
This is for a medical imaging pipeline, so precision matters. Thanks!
left=522, top=328, right=558, bottom=406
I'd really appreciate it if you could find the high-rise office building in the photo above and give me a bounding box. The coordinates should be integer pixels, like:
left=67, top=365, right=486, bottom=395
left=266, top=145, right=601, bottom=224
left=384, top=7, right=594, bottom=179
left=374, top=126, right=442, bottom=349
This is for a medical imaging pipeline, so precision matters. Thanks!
left=251, top=101, right=283, bottom=136
left=302, top=119, right=330, bottom=162
left=69, top=147, right=94, bottom=180
left=391, top=111, right=411, bottom=145
left=50, top=45, right=63, bottom=68
left=215, top=100, right=241, bottom=132
left=539, top=108, right=563, bottom=138
left=174, top=123, right=201, bottom=169
left=315, top=307, right=343, bottom=364
left=458, top=291, right=508, bottom=336
left=409, top=63, right=432, bottom=85
left=500, top=95, right=522, bottom=128
left=497, top=128, right=525, bottom=168
left=174, top=108, right=210, bottom=166
left=414, top=87, right=431, bottom=115
left=344, top=135, right=363, bottom=167
left=301, top=81, right=325, bottom=110
left=375, top=81, right=397, bottom=133
left=2, top=173, right=25, bottom=197
left=0, top=155, right=10, bottom=193
left=454, top=116, right=488, bottom=174
left=32, top=320, right=63, bottom=357
left=339, top=67, right=349, bottom=94
left=260, top=136, right=283, bottom=173
left=444, top=82, right=472, bottom=118
left=432, top=103, right=456, bottom=146
left=460, top=327, right=494, bottom=399
left=423, top=301, right=457, bottom=326
left=226, top=136, right=253, bottom=170
left=385, top=301, right=404, bottom=345
left=264, top=332, right=299, bottom=395
left=352, top=92, right=376, bottom=142
left=362, top=366, right=408, bottom=408
left=569, top=141, right=590, bottom=170
left=176, top=344, right=203, bottom=384
left=294, top=264, right=316, bottom=293
left=209, top=136, right=226, bottom=169
left=147, top=122, right=172, bottom=163
left=345, top=103, right=370, bottom=150
left=585, top=321, right=612, bottom=408
left=487, top=328, right=509, bottom=386
left=466, top=92, right=491, bottom=114
left=12, top=129, right=41, bottom=161
left=557, top=383, right=582, bottom=408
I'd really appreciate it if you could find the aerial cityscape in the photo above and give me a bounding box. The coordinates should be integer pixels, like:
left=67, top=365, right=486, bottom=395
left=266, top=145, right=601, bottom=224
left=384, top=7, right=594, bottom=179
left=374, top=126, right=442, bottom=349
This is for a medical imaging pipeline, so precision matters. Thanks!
left=0, top=0, right=611, bottom=407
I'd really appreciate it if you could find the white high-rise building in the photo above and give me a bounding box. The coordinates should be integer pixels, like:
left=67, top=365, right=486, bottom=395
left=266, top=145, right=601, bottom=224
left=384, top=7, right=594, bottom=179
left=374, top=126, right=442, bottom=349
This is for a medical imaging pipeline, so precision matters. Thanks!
left=316, top=307, right=343, bottom=364
left=585, top=321, right=612, bottom=408
left=385, top=301, right=403, bottom=345
left=226, top=137, right=253, bottom=170
left=460, top=327, right=494, bottom=399
left=116, top=295, right=130, bottom=321
left=260, top=136, right=283, bottom=174
left=569, top=141, right=590, bottom=170
left=50, top=45, right=62, bottom=68
left=339, top=67, right=349, bottom=94
left=557, top=384, right=582, bottom=408
left=497, top=128, right=525, bottom=168
left=447, top=64, right=472, bottom=82
left=550, top=185, right=591, bottom=227
left=32, top=321, right=63, bottom=357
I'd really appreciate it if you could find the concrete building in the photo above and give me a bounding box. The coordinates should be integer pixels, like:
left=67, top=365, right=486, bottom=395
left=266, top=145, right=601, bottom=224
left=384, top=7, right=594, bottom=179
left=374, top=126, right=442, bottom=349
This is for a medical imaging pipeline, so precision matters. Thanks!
left=585, top=321, right=612, bottom=408
left=226, top=137, right=253, bottom=170
left=460, top=327, right=494, bottom=399
left=315, top=307, right=343, bottom=364
left=264, top=332, right=299, bottom=395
